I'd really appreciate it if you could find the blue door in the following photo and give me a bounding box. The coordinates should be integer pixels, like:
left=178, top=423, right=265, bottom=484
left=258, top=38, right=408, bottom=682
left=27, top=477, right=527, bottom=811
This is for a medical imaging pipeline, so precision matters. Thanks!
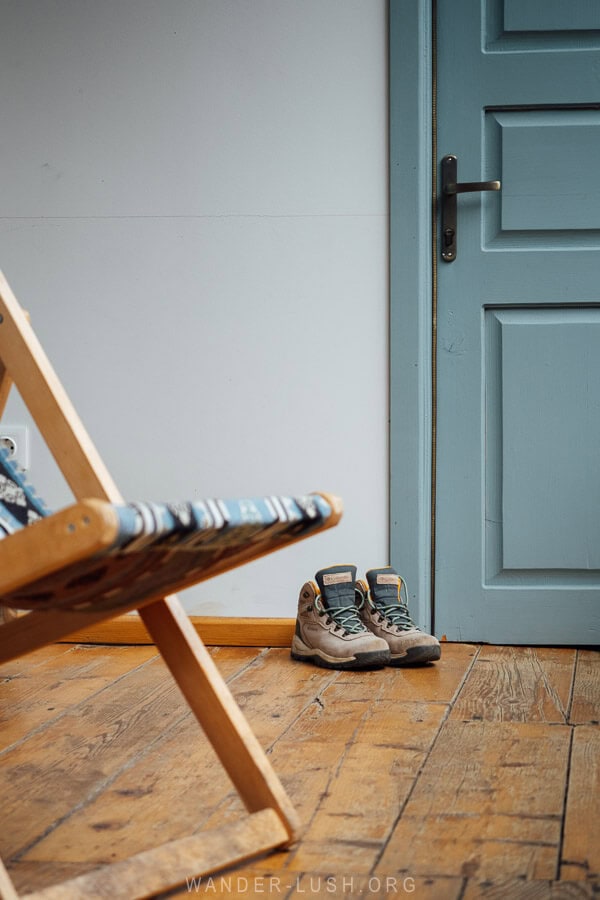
left=435, top=1, right=600, bottom=643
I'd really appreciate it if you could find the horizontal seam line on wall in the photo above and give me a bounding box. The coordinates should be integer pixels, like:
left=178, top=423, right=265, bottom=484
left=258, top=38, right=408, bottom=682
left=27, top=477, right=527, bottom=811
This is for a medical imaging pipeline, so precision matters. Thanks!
left=0, top=213, right=387, bottom=221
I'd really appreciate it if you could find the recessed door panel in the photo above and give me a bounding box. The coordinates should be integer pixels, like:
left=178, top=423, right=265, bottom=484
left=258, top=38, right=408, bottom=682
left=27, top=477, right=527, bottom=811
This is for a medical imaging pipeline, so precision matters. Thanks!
left=485, top=308, right=600, bottom=578
left=504, top=0, right=600, bottom=32
left=494, top=111, right=600, bottom=231
left=485, top=0, right=600, bottom=51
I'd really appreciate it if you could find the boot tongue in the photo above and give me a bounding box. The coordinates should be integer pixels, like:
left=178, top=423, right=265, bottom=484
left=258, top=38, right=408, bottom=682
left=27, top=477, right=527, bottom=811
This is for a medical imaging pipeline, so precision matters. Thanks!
left=366, top=567, right=401, bottom=608
left=315, top=564, right=357, bottom=610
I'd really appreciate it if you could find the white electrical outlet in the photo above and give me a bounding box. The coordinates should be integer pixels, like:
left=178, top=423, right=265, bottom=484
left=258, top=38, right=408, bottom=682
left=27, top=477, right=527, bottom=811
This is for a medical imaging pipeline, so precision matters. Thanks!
left=0, top=425, right=29, bottom=470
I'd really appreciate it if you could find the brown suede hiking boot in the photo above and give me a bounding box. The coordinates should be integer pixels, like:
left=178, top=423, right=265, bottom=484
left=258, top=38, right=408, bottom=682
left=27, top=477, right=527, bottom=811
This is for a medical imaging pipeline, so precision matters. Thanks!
left=356, top=566, right=441, bottom=665
left=291, top=564, right=390, bottom=670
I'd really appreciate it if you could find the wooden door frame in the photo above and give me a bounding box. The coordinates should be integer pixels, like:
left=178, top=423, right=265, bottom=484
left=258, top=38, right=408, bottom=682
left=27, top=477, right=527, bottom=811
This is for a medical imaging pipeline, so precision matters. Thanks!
left=389, top=0, right=435, bottom=630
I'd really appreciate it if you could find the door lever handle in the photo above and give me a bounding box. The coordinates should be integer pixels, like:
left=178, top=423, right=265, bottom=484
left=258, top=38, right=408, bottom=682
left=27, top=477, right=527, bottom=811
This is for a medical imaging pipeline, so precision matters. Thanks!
left=441, top=155, right=501, bottom=262
left=444, top=179, right=501, bottom=195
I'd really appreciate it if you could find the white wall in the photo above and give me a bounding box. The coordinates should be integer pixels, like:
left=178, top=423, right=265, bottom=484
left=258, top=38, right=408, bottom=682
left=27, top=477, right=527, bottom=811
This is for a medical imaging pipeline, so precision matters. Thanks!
left=0, top=0, right=389, bottom=616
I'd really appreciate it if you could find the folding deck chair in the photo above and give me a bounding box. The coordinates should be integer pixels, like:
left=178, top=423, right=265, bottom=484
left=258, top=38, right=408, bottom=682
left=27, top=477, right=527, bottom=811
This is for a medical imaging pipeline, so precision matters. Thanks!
left=0, top=270, right=342, bottom=900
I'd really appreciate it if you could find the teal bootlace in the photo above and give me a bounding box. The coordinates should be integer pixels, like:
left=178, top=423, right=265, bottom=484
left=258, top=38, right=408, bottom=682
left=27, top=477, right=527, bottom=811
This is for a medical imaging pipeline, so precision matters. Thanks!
left=358, top=581, right=420, bottom=631
left=373, top=601, right=417, bottom=631
left=315, top=596, right=365, bottom=634
left=368, top=580, right=419, bottom=631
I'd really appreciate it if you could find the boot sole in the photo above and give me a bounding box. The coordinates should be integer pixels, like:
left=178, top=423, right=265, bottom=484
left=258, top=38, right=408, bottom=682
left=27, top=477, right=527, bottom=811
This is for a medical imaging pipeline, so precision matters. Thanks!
left=291, top=648, right=390, bottom=670
left=388, top=644, right=441, bottom=666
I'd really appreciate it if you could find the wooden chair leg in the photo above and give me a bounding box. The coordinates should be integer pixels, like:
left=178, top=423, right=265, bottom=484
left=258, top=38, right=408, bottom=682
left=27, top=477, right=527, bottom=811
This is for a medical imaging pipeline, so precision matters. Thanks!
left=140, top=596, right=300, bottom=840
left=24, top=810, right=287, bottom=900
left=0, top=856, right=19, bottom=900
left=0, top=607, right=17, bottom=625
left=0, top=361, right=13, bottom=420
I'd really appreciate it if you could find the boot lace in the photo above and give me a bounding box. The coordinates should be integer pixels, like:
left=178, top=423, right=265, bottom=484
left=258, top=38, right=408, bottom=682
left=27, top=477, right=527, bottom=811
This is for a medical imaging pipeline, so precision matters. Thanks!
left=357, top=580, right=419, bottom=632
left=373, top=602, right=418, bottom=632
left=315, top=596, right=365, bottom=635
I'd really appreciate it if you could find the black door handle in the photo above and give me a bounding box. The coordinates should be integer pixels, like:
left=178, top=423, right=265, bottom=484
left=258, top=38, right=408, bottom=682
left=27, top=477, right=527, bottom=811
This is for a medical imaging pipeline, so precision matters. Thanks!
left=441, top=155, right=501, bottom=262
left=444, top=180, right=501, bottom=195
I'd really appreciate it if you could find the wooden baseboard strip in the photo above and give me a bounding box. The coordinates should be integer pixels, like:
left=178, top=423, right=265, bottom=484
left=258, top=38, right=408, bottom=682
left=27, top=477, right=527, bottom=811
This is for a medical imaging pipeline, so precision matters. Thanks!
left=58, top=615, right=296, bottom=648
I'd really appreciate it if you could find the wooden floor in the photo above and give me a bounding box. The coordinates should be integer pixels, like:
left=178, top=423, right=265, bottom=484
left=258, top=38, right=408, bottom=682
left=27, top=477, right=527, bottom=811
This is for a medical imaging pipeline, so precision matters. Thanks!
left=0, top=642, right=598, bottom=899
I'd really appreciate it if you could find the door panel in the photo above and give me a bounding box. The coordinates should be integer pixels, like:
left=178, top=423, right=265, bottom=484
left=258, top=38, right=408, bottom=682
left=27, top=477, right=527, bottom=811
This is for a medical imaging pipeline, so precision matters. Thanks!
left=486, top=308, right=600, bottom=573
left=435, top=0, right=600, bottom=643
left=494, top=110, right=600, bottom=231
left=503, top=0, right=600, bottom=33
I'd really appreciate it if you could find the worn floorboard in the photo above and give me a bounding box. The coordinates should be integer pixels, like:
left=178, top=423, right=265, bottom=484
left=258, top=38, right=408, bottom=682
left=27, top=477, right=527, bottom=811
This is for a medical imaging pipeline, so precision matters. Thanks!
left=0, top=642, right=597, bottom=899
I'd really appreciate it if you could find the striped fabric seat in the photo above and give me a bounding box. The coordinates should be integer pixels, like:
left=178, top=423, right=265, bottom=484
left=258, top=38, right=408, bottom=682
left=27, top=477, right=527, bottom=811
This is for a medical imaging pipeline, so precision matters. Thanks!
left=0, top=449, right=336, bottom=613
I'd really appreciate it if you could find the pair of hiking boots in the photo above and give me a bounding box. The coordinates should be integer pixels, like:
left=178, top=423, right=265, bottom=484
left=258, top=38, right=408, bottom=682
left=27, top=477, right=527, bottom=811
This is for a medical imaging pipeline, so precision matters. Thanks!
left=291, top=564, right=440, bottom=670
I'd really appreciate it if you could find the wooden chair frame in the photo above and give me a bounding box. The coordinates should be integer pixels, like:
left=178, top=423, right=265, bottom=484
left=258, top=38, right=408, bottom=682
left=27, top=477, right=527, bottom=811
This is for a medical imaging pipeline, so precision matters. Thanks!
left=0, top=271, right=341, bottom=899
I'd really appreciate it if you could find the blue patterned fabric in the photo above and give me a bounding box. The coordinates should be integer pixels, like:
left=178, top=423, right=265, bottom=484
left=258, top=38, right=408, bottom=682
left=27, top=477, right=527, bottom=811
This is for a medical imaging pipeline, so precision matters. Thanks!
left=0, top=449, right=49, bottom=536
left=112, top=494, right=329, bottom=552
left=0, top=449, right=336, bottom=612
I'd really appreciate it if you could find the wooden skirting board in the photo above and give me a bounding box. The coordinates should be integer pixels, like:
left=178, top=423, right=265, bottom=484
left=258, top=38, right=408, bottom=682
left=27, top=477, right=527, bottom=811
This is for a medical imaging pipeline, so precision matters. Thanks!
left=58, top=615, right=297, bottom=648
